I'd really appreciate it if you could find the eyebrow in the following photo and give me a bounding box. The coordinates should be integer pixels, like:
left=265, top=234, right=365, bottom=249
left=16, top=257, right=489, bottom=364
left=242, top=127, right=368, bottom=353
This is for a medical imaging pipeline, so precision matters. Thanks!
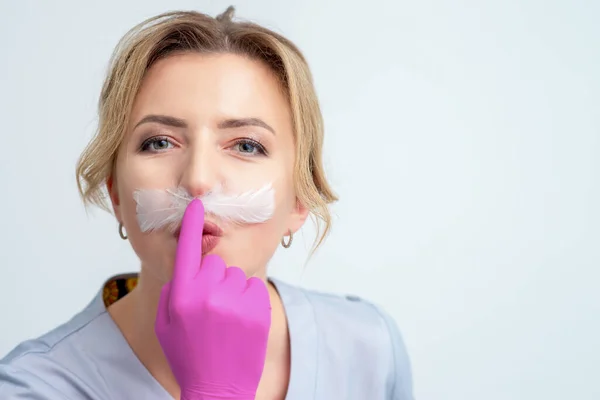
left=134, top=114, right=275, bottom=135
left=218, top=118, right=276, bottom=135
left=134, top=114, right=187, bottom=129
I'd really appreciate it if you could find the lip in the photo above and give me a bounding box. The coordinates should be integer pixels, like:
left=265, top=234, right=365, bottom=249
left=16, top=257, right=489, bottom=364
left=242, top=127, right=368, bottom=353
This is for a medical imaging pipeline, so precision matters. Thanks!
left=202, top=221, right=223, bottom=237
left=201, top=234, right=221, bottom=254
left=173, top=219, right=223, bottom=254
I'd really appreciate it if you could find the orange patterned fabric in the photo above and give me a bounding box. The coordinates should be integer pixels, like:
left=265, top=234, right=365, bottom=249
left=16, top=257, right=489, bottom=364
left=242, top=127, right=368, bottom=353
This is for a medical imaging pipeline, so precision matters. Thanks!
left=102, top=276, right=139, bottom=307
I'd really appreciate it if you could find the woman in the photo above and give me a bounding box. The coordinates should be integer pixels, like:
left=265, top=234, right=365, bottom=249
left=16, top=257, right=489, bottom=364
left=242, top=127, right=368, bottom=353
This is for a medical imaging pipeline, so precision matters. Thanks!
left=0, top=7, right=413, bottom=400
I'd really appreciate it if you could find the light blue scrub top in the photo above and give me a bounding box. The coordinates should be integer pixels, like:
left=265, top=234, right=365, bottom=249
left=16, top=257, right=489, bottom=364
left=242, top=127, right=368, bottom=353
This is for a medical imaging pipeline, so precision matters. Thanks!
left=0, top=275, right=414, bottom=399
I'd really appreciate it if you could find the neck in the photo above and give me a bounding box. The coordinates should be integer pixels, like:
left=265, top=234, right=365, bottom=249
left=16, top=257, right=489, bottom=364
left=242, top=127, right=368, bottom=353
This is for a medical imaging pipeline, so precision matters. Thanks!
left=107, top=267, right=289, bottom=399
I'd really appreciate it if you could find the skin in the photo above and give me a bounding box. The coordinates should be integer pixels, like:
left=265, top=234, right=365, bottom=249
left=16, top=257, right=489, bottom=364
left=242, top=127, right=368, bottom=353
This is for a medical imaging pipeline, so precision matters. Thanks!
left=106, top=52, right=309, bottom=399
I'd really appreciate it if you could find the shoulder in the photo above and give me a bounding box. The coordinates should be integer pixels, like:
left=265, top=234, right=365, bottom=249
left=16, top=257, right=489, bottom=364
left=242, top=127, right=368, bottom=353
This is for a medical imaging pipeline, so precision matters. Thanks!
left=307, top=287, right=414, bottom=399
left=273, top=279, right=414, bottom=399
left=0, top=294, right=111, bottom=399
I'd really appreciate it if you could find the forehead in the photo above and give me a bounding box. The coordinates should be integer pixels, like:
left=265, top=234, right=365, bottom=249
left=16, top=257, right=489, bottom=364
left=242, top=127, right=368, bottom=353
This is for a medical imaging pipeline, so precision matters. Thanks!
left=129, top=52, right=292, bottom=131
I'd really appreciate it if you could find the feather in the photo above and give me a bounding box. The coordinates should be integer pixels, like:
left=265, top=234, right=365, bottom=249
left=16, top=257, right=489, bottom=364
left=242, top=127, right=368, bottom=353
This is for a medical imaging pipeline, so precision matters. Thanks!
left=134, top=183, right=275, bottom=233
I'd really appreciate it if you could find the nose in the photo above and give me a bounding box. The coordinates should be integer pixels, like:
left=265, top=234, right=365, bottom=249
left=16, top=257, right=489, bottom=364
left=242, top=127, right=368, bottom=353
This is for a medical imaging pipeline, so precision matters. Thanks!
left=179, top=144, right=219, bottom=198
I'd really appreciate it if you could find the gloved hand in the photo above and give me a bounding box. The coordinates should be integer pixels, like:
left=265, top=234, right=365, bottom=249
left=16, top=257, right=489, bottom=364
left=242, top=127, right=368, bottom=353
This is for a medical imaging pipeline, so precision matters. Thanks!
left=155, top=198, right=272, bottom=400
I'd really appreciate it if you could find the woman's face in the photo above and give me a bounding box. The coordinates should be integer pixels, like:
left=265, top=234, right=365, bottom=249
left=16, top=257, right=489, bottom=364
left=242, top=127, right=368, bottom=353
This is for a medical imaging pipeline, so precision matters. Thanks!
left=108, top=52, right=308, bottom=283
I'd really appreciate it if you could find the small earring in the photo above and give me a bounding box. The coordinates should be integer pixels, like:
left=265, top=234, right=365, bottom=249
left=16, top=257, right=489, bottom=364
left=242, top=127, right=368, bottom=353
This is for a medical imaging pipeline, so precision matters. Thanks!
left=281, top=230, right=293, bottom=248
left=118, top=223, right=128, bottom=240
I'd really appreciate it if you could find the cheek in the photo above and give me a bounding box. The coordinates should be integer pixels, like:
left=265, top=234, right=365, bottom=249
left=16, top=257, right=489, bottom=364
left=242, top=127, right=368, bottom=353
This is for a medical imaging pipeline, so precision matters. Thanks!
left=115, top=160, right=145, bottom=234
left=220, top=218, right=285, bottom=276
left=228, top=177, right=295, bottom=243
left=115, top=167, right=176, bottom=281
left=218, top=178, right=296, bottom=274
left=271, top=164, right=297, bottom=208
left=122, top=200, right=177, bottom=282
left=115, top=154, right=173, bottom=240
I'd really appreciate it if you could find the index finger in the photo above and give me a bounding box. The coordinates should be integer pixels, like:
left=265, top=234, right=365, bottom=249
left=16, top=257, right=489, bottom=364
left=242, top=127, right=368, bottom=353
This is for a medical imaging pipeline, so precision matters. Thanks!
left=172, top=198, right=205, bottom=290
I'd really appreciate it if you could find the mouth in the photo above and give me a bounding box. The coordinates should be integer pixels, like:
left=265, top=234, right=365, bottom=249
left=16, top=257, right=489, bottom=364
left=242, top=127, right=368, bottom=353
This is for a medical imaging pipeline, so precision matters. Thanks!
left=173, top=219, right=223, bottom=254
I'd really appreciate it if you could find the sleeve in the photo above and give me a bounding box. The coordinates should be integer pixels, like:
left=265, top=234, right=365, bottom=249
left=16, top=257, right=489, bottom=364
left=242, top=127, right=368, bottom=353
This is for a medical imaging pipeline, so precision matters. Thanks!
left=0, top=363, right=75, bottom=400
left=373, top=305, right=415, bottom=400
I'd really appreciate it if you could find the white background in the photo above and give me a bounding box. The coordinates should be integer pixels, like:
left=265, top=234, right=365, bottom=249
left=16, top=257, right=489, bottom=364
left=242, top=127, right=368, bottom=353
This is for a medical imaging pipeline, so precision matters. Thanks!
left=0, top=1, right=598, bottom=399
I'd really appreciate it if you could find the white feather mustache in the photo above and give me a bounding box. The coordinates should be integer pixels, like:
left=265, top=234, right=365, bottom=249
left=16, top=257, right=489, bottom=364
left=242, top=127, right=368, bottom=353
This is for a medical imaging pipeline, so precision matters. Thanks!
left=133, top=184, right=275, bottom=233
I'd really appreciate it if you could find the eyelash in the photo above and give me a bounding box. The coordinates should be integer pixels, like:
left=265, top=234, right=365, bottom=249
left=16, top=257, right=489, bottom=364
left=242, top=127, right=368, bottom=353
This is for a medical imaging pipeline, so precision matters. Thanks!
left=139, top=136, right=173, bottom=153
left=138, top=136, right=268, bottom=156
left=234, top=138, right=268, bottom=156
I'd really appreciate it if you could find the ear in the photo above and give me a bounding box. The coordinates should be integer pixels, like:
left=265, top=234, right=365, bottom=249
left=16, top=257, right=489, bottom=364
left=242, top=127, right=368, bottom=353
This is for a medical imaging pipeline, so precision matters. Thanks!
left=106, top=175, right=122, bottom=222
left=287, top=198, right=310, bottom=235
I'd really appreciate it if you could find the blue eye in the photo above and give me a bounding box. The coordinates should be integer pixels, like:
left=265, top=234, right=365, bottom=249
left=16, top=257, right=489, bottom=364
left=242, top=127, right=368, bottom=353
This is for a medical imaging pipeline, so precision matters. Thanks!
left=140, top=137, right=174, bottom=152
left=234, top=139, right=267, bottom=156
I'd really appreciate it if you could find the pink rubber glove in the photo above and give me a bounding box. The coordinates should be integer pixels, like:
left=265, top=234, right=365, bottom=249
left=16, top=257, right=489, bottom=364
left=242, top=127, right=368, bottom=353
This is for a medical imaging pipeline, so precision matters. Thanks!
left=155, top=199, right=272, bottom=400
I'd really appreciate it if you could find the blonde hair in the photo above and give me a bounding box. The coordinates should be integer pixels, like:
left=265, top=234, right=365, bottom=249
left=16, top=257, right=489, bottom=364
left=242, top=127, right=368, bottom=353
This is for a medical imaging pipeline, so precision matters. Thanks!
left=76, top=6, right=337, bottom=249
